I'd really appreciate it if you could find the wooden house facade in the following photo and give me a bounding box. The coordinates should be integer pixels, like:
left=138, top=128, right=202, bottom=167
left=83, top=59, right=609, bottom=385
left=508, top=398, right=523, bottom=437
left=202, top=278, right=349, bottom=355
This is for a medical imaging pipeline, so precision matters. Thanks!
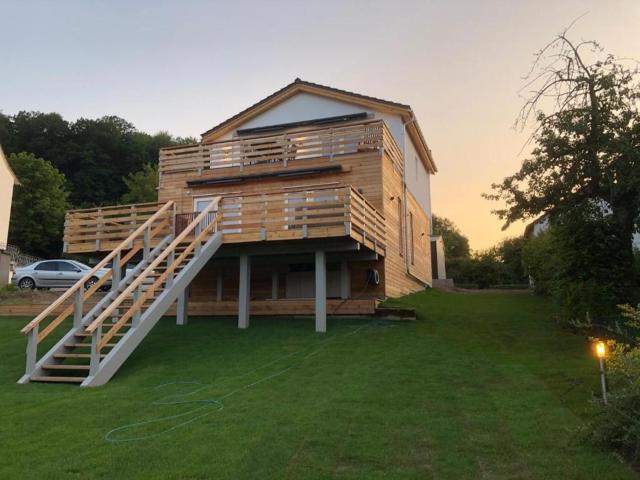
left=19, top=80, right=437, bottom=386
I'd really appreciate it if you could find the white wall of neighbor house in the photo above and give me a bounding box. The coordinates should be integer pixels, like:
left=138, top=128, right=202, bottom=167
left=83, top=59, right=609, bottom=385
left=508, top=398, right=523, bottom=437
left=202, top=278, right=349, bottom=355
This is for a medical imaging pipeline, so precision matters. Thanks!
left=0, top=150, right=16, bottom=249
left=224, top=91, right=434, bottom=218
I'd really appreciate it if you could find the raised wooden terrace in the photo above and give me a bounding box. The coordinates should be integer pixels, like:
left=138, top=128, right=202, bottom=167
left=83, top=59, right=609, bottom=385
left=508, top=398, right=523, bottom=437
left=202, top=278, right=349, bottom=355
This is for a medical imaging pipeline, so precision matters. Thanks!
left=64, top=186, right=385, bottom=256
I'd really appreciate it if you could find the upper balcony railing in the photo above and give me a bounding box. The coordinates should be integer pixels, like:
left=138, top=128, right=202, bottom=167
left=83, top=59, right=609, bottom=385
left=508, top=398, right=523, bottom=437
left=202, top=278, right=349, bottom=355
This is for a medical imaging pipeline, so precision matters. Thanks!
left=159, top=119, right=403, bottom=177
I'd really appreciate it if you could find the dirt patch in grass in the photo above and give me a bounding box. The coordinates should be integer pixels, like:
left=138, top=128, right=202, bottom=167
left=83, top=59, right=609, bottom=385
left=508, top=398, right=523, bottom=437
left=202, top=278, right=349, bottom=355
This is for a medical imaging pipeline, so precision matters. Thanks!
left=0, top=289, right=61, bottom=305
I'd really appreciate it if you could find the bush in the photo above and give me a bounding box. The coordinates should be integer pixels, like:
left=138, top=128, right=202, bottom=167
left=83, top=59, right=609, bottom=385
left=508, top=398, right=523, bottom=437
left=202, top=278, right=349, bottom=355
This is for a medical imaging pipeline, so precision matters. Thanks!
left=585, top=305, right=640, bottom=464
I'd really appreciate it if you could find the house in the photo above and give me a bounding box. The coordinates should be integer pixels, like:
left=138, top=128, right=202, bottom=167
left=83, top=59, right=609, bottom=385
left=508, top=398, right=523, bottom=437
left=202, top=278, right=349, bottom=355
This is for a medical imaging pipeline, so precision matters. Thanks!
left=0, top=146, right=20, bottom=286
left=525, top=213, right=640, bottom=249
left=19, top=79, right=438, bottom=386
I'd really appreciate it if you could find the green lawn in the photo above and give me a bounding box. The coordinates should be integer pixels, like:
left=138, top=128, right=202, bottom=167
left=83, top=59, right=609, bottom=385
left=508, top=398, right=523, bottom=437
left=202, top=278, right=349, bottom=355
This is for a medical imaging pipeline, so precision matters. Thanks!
left=0, top=290, right=636, bottom=479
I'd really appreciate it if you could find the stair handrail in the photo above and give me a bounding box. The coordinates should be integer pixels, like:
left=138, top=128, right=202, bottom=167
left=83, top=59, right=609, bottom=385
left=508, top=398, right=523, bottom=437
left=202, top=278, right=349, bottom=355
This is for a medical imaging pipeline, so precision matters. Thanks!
left=21, top=200, right=175, bottom=337
left=85, top=197, right=221, bottom=336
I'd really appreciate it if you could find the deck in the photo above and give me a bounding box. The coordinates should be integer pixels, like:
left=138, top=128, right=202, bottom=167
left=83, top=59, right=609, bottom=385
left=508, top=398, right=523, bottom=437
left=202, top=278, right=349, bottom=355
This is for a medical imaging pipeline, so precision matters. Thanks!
left=64, top=186, right=385, bottom=256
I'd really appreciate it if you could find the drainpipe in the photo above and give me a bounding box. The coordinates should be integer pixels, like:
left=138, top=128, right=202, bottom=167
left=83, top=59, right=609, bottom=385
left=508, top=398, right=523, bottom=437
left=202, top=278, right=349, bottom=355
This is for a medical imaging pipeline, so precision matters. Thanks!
left=402, top=114, right=431, bottom=288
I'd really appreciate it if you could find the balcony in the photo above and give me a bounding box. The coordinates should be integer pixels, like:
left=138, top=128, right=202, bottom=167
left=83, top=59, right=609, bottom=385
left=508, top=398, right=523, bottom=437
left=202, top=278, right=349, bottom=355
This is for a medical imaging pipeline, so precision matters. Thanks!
left=158, top=119, right=403, bottom=179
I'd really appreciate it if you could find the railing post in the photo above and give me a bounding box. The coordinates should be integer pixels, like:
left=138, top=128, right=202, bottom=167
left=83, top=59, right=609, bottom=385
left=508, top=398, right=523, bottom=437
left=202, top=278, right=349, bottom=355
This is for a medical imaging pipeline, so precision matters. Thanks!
left=132, top=285, right=142, bottom=327
left=166, top=250, right=175, bottom=288
left=143, top=225, right=150, bottom=260
left=25, top=325, right=38, bottom=376
left=344, top=189, right=352, bottom=235
left=95, top=208, right=103, bottom=251
left=90, top=325, right=102, bottom=376
left=111, top=251, right=121, bottom=291
left=195, top=221, right=202, bottom=256
left=74, top=288, right=84, bottom=329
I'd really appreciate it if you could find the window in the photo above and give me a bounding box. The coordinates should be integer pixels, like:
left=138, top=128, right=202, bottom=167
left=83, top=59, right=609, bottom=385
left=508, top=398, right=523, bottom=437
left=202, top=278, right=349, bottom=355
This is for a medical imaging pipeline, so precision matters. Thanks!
left=35, top=261, right=59, bottom=271
left=397, top=198, right=404, bottom=257
left=58, top=261, right=81, bottom=272
left=409, top=212, right=415, bottom=265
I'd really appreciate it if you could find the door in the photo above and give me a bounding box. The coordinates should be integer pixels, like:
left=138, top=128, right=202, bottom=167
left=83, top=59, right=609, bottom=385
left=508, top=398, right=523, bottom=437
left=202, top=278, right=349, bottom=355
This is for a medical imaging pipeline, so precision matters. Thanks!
left=193, top=196, right=217, bottom=232
left=57, top=261, right=85, bottom=287
left=33, top=261, right=59, bottom=287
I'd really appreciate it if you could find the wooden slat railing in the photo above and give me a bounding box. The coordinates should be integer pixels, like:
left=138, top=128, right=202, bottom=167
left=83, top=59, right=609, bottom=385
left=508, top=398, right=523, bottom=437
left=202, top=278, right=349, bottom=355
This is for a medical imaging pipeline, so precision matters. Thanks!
left=84, top=197, right=221, bottom=361
left=21, top=201, right=175, bottom=377
left=64, top=202, right=167, bottom=253
left=159, top=120, right=385, bottom=175
left=188, top=186, right=386, bottom=253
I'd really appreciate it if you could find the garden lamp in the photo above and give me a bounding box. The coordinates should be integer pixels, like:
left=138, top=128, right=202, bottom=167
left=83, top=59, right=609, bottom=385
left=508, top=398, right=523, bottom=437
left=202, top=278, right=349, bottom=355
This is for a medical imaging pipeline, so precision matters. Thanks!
left=595, top=341, right=608, bottom=405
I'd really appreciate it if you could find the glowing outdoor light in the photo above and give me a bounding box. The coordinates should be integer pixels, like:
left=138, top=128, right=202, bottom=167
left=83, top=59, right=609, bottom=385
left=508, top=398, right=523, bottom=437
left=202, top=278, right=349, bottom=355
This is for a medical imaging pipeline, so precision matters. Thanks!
left=594, top=340, right=608, bottom=405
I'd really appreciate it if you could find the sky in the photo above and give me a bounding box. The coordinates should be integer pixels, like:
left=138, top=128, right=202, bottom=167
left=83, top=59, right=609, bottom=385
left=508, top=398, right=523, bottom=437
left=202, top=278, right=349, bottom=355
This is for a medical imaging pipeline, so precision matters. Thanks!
left=1, top=0, right=639, bottom=250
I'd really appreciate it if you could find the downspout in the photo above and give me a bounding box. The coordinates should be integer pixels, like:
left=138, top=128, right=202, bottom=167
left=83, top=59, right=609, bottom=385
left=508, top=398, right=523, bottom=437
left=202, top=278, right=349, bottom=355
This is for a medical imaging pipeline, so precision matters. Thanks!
left=402, top=115, right=431, bottom=288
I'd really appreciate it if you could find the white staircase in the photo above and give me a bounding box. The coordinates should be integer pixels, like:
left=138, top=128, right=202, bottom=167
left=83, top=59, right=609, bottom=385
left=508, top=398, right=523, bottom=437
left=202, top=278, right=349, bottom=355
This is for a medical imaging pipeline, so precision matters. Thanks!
left=19, top=198, right=221, bottom=387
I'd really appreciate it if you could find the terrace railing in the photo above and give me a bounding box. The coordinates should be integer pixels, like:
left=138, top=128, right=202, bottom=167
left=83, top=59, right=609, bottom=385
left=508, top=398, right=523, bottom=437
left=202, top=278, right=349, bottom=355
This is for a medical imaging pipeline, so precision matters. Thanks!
left=64, top=202, right=171, bottom=253
left=159, top=120, right=394, bottom=176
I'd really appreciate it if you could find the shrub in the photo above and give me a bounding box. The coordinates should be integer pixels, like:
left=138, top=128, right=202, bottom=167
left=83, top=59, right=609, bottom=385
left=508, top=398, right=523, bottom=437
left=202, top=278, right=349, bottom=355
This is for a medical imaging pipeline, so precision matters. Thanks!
left=585, top=305, right=640, bottom=464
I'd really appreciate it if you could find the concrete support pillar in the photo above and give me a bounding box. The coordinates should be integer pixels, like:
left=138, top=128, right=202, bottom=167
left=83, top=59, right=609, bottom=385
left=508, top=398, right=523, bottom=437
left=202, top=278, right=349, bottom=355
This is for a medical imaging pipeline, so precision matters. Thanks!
left=340, top=260, right=350, bottom=300
left=238, top=255, right=251, bottom=329
left=271, top=270, right=279, bottom=300
left=315, top=250, right=326, bottom=333
left=177, top=286, right=189, bottom=326
left=216, top=270, right=223, bottom=302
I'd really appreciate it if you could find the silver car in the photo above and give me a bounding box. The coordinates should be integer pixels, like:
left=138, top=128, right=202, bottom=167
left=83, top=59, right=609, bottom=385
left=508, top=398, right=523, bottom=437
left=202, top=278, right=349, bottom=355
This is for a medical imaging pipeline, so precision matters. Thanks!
left=12, top=260, right=111, bottom=290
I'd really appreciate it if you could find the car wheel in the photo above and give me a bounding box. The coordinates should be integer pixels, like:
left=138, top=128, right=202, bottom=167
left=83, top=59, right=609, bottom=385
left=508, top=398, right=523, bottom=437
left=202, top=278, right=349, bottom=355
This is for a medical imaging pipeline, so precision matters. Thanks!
left=85, top=276, right=99, bottom=289
left=18, top=277, right=36, bottom=290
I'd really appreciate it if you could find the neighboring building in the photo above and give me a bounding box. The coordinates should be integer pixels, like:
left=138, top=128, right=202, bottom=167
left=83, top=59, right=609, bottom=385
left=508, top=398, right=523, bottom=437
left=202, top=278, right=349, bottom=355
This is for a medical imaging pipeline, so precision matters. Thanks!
left=20, top=79, right=438, bottom=386
left=0, top=146, right=20, bottom=286
left=525, top=213, right=640, bottom=249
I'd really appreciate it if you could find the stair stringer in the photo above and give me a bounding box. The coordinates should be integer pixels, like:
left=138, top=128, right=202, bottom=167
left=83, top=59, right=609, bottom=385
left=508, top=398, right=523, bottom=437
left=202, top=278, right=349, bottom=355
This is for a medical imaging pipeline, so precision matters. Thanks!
left=17, top=237, right=173, bottom=385
left=81, top=231, right=224, bottom=387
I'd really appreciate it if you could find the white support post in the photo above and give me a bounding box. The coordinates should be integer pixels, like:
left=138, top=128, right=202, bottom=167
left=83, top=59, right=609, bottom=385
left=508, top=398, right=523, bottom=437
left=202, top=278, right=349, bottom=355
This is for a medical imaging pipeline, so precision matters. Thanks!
left=90, top=325, right=102, bottom=376
left=177, top=286, right=189, bottom=326
left=216, top=270, right=223, bottom=302
left=238, top=254, right=251, bottom=329
left=340, top=260, right=350, bottom=300
left=73, top=288, right=83, bottom=329
left=271, top=270, right=279, bottom=300
left=315, top=250, right=327, bottom=333
left=25, top=325, right=38, bottom=376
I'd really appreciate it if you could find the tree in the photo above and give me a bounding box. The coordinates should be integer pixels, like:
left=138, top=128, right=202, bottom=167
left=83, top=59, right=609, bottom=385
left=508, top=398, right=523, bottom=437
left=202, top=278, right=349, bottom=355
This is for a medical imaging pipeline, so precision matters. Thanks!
left=485, top=32, right=640, bottom=310
left=8, top=152, right=69, bottom=257
left=432, top=215, right=470, bottom=259
left=121, top=163, right=159, bottom=204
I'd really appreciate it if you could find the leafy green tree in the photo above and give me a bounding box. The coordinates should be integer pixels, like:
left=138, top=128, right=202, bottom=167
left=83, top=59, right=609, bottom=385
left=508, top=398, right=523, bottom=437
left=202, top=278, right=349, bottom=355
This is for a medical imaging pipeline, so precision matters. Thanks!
left=495, top=236, right=526, bottom=282
left=486, top=34, right=640, bottom=311
left=121, top=163, right=159, bottom=204
left=8, top=152, right=69, bottom=257
left=0, top=112, right=197, bottom=208
left=432, top=214, right=470, bottom=259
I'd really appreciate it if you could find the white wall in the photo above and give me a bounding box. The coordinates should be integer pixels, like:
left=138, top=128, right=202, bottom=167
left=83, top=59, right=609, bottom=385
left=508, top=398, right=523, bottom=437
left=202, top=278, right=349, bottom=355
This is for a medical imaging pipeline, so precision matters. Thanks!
left=225, top=91, right=433, bottom=218
left=0, top=150, right=16, bottom=249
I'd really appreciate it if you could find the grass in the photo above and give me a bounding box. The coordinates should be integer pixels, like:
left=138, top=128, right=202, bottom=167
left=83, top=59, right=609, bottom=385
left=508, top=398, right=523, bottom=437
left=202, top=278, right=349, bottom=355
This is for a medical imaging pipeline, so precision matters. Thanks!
left=0, top=289, right=637, bottom=479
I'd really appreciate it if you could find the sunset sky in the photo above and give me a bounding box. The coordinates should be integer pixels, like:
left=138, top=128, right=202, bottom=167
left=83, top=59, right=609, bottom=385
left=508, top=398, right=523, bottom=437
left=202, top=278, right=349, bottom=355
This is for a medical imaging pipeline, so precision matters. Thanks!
left=2, top=0, right=639, bottom=249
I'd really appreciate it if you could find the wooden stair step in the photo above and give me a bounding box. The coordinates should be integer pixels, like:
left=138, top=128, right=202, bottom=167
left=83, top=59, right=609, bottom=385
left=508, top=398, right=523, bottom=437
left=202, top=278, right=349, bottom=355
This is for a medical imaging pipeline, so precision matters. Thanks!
left=54, top=353, right=107, bottom=359
left=76, top=332, right=124, bottom=338
left=30, top=376, right=84, bottom=384
left=43, top=364, right=90, bottom=371
left=65, top=342, right=117, bottom=348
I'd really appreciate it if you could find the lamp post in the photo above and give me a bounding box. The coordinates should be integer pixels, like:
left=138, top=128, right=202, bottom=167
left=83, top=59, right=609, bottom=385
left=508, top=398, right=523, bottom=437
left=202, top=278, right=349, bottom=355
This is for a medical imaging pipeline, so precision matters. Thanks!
left=595, top=341, right=608, bottom=405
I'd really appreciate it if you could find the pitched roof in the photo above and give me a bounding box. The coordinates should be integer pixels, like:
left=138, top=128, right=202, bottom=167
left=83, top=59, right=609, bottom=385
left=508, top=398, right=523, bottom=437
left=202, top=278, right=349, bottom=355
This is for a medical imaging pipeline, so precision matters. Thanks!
left=200, top=78, right=437, bottom=173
